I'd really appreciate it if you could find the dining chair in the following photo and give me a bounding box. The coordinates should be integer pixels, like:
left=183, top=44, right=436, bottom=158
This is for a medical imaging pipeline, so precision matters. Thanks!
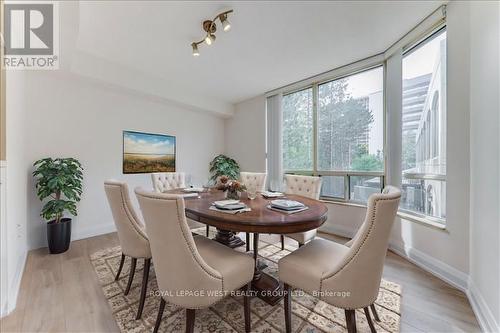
left=239, top=172, right=267, bottom=251
left=135, top=188, right=255, bottom=333
left=278, top=186, right=401, bottom=333
left=151, top=172, right=186, bottom=192
left=104, top=180, right=152, bottom=320
left=151, top=172, right=207, bottom=235
left=281, top=174, right=322, bottom=249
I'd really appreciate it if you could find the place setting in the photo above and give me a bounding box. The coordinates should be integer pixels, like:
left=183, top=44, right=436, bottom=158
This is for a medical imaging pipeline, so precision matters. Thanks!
left=267, top=198, right=309, bottom=214
left=209, top=199, right=251, bottom=214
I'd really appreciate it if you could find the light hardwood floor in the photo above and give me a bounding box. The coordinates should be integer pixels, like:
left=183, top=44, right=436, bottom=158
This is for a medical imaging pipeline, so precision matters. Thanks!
left=0, top=230, right=480, bottom=333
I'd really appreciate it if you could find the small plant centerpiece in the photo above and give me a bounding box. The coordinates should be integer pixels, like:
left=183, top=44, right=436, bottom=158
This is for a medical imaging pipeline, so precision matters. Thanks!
left=33, top=158, right=83, bottom=254
left=217, top=175, right=247, bottom=200
left=209, top=154, right=240, bottom=184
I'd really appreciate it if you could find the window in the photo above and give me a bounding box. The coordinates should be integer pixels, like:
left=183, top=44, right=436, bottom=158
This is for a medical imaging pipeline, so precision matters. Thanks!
left=318, top=67, right=384, bottom=173
left=401, top=28, right=446, bottom=221
left=283, top=66, right=385, bottom=203
left=282, top=88, right=313, bottom=171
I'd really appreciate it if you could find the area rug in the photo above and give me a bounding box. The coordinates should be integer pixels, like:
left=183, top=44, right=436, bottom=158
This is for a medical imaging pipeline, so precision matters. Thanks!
left=90, top=228, right=401, bottom=332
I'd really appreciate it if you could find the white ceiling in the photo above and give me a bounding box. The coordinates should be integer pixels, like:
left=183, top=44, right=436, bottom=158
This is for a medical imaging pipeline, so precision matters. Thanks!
left=71, top=1, right=444, bottom=114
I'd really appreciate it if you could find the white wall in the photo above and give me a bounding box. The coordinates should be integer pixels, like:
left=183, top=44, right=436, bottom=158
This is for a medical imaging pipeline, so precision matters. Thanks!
left=225, top=95, right=267, bottom=172
left=2, top=70, right=225, bottom=315
left=469, top=1, right=500, bottom=331
left=2, top=72, right=29, bottom=316
left=8, top=70, right=225, bottom=250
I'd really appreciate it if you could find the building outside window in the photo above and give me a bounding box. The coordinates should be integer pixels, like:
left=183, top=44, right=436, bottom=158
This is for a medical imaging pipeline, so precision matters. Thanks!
left=401, top=28, right=447, bottom=221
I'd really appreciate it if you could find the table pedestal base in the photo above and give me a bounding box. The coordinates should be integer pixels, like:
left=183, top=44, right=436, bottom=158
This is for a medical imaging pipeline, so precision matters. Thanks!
left=214, top=229, right=245, bottom=248
left=251, top=233, right=284, bottom=306
left=251, top=272, right=283, bottom=306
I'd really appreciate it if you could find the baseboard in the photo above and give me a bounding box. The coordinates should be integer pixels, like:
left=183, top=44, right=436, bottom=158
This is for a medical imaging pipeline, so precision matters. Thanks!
left=389, top=242, right=469, bottom=291
left=0, top=249, right=27, bottom=318
left=71, top=223, right=116, bottom=242
left=467, top=279, right=500, bottom=333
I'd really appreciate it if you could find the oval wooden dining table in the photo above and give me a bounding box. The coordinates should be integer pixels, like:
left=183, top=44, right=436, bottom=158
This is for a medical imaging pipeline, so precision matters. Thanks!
left=166, top=189, right=328, bottom=305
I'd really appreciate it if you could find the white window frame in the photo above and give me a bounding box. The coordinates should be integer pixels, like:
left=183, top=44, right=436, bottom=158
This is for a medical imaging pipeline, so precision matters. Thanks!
left=282, top=64, right=386, bottom=203
left=399, top=25, right=447, bottom=225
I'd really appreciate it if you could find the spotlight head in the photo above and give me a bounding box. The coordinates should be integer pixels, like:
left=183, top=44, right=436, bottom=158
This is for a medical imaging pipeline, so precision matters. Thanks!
left=191, top=43, right=200, bottom=56
left=205, top=34, right=215, bottom=45
left=220, top=14, right=231, bottom=31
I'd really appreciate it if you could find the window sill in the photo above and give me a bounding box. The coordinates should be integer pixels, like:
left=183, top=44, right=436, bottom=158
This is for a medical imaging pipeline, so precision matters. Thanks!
left=320, top=199, right=367, bottom=209
left=397, top=211, right=447, bottom=231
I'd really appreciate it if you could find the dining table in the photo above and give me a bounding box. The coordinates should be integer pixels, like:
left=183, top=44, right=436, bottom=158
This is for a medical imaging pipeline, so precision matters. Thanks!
left=165, top=188, right=328, bottom=305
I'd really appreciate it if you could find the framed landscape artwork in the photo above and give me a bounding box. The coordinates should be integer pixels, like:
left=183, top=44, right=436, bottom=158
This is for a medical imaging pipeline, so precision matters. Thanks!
left=123, top=130, right=176, bottom=174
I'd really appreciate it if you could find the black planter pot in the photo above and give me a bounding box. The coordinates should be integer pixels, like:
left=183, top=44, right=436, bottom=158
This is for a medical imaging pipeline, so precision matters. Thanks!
left=47, top=218, right=72, bottom=254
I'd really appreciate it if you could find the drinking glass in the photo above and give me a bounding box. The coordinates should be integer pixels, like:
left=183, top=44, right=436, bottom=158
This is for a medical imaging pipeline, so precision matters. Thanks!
left=247, top=184, right=257, bottom=200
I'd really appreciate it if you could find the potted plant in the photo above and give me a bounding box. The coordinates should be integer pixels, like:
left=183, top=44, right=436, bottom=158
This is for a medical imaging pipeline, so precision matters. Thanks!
left=209, top=154, right=240, bottom=184
left=216, top=175, right=247, bottom=200
left=33, top=158, right=83, bottom=254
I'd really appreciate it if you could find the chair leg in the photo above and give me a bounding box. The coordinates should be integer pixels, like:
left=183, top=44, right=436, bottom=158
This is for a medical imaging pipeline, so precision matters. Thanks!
left=206, top=225, right=210, bottom=237
left=136, top=258, right=151, bottom=320
left=115, top=253, right=125, bottom=281
left=246, top=232, right=250, bottom=252
left=370, top=304, right=380, bottom=322
left=124, top=257, right=137, bottom=295
left=153, top=298, right=166, bottom=333
left=243, top=283, right=251, bottom=333
left=281, top=235, right=285, bottom=250
left=345, top=309, right=357, bottom=333
left=345, top=310, right=356, bottom=333
left=284, top=283, right=292, bottom=333
left=364, top=307, right=377, bottom=333
left=186, top=308, right=196, bottom=333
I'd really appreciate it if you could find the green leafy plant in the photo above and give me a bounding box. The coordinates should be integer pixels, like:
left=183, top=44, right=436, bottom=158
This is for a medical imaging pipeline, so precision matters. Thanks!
left=209, top=154, right=240, bottom=183
left=33, top=158, right=83, bottom=223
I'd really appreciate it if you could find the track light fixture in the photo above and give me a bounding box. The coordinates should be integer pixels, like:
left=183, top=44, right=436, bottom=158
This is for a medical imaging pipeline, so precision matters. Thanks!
left=191, top=10, right=233, bottom=56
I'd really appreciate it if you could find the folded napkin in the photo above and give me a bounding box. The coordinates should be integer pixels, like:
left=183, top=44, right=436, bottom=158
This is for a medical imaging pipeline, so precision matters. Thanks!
left=270, top=199, right=305, bottom=209
left=209, top=205, right=251, bottom=214
left=183, top=187, right=205, bottom=193
left=267, top=205, right=309, bottom=214
left=261, top=191, right=284, bottom=198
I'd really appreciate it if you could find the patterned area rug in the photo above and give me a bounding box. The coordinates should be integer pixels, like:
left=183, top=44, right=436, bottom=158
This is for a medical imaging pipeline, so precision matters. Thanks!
left=90, top=228, right=401, bottom=332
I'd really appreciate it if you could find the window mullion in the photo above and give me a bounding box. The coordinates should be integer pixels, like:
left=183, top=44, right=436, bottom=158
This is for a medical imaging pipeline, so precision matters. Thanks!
left=312, top=83, right=318, bottom=175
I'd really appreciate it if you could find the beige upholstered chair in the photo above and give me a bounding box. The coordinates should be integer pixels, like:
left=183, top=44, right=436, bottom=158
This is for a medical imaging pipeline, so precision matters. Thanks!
left=239, top=172, right=267, bottom=251
left=278, top=186, right=401, bottom=333
left=104, top=180, right=152, bottom=320
left=281, top=174, right=323, bottom=249
left=135, top=189, right=255, bottom=333
left=240, top=172, right=267, bottom=192
left=151, top=172, right=186, bottom=193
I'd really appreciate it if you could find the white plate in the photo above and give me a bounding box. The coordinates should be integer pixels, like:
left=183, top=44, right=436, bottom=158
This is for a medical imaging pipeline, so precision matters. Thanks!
left=213, top=199, right=240, bottom=207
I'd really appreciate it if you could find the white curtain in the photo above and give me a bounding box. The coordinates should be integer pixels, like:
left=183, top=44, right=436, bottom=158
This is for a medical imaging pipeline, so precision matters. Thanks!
left=266, top=93, right=283, bottom=191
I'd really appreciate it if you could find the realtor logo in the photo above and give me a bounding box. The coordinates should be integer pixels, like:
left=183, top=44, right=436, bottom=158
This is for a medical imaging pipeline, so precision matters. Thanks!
left=2, top=1, right=59, bottom=69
